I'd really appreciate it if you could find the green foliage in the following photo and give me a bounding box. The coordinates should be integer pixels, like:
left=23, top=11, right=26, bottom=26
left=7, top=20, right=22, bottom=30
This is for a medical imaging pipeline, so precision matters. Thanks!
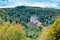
left=0, top=6, right=60, bottom=40
left=22, top=25, right=41, bottom=40
left=0, top=21, right=41, bottom=40
left=0, top=6, right=59, bottom=26
left=37, top=18, right=60, bottom=40
left=0, top=22, right=27, bottom=40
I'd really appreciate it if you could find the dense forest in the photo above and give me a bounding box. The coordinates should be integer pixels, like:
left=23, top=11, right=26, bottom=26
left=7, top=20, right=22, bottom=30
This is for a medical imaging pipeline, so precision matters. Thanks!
left=0, top=6, right=60, bottom=40
left=0, top=6, right=60, bottom=26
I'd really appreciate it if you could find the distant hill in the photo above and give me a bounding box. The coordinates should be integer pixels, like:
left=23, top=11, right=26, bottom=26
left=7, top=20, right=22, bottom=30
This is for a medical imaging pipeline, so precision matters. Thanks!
left=0, top=6, right=60, bottom=26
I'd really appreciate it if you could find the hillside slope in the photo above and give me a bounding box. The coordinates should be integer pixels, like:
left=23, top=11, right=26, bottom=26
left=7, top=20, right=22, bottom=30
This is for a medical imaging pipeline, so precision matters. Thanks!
left=0, top=6, right=60, bottom=26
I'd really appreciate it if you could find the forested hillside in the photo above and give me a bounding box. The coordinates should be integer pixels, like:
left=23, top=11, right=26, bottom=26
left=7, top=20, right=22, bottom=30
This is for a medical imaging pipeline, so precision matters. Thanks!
left=0, top=6, right=60, bottom=26
left=0, top=6, right=60, bottom=40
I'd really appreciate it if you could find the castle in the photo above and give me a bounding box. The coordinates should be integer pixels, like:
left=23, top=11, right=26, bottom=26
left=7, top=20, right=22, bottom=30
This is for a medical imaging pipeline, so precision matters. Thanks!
left=28, top=15, right=42, bottom=27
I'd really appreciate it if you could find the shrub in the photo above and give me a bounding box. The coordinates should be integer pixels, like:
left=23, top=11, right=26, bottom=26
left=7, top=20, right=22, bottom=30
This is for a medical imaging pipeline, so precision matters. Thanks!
left=0, top=21, right=42, bottom=40
left=37, top=18, right=60, bottom=40
left=0, top=22, right=27, bottom=40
